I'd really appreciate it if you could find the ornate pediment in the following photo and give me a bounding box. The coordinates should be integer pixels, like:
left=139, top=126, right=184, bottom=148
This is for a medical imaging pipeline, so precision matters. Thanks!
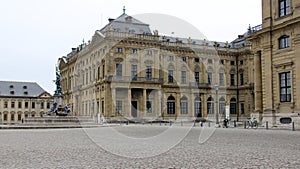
left=114, top=58, right=124, bottom=63
left=130, top=58, right=139, bottom=63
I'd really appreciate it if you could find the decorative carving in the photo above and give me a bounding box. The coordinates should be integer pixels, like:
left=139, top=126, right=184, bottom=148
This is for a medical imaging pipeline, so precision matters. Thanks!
left=130, top=58, right=139, bottom=63
left=144, top=60, right=154, bottom=65
left=114, top=58, right=123, bottom=63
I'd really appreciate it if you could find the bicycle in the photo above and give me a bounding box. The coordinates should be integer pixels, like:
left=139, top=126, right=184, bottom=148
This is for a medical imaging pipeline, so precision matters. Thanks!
left=246, top=118, right=258, bottom=129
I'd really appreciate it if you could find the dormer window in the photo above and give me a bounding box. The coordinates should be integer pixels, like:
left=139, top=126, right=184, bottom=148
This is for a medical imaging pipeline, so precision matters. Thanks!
left=9, top=85, right=14, bottom=88
left=131, top=48, right=137, bottom=54
left=23, top=86, right=27, bottom=89
left=24, top=91, right=28, bottom=95
left=279, top=35, right=290, bottom=49
left=279, top=0, right=290, bottom=17
left=10, top=91, right=14, bottom=95
left=116, top=47, right=122, bottom=53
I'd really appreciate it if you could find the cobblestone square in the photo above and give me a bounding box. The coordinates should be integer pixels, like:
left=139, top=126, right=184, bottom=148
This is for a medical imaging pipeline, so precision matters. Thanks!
left=0, top=125, right=300, bottom=168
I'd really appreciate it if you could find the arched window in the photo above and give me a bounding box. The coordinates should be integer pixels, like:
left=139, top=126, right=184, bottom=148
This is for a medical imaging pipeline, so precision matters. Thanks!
left=194, top=96, right=202, bottom=117
left=219, top=97, right=226, bottom=114
left=207, top=97, right=214, bottom=114
left=230, top=98, right=237, bottom=114
left=167, top=96, right=176, bottom=114
left=180, top=96, right=188, bottom=114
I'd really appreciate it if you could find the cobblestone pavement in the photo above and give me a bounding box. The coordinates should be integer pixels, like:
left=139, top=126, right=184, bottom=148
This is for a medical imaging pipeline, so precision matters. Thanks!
left=0, top=125, right=300, bottom=168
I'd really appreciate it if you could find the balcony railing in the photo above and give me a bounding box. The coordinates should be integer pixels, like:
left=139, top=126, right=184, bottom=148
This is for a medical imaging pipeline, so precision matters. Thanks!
left=189, top=82, right=210, bottom=88
left=108, top=76, right=163, bottom=83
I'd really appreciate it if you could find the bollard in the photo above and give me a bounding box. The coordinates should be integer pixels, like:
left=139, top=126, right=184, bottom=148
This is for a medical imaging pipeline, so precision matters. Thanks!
left=151, top=121, right=152, bottom=125
left=208, top=121, right=210, bottom=127
left=244, top=121, right=246, bottom=129
left=160, top=121, right=161, bottom=126
left=266, top=121, right=268, bottom=130
left=170, top=120, right=172, bottom=126
left=200, top=122, right=203, bottom=127
left=193, top=120, right=196, bottom=127
left=233, top=120, right=237, bottom=128
left=292, top=122, right=295, bottom=131
left=181, top=120, right=183, bottom=126
left=127, top=120, right=129, bottom=125
left=142, top=121, right=144, bottom=125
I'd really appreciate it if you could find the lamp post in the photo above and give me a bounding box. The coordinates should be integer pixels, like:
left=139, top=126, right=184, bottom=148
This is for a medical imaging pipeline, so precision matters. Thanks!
left=214, top=83, right=219, bottom=125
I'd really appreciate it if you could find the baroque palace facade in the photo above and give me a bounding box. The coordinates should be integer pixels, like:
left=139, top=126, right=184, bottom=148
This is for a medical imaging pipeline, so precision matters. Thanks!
left=0, top=81, right=53, bottom=124
left=249, top=0, right=300, bottom=125
left=58, top=10, right=255, bottom=122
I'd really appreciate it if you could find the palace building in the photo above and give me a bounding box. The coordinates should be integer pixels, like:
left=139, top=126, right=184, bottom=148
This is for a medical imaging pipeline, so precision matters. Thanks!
left=58, top=9, right=255, bottom=122
left=249, top=0, right=300, bottom=125
left=0, top=81, right=53, bottom=124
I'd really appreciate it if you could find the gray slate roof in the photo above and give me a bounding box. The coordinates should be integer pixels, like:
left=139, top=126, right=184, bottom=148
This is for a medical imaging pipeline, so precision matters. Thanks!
left=100, top=13, right=152, bottom=35
left=0, top=81, right=47, bottom=98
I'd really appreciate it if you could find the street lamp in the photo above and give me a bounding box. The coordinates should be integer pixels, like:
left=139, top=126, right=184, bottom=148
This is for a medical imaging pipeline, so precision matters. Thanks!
left=214, top=83, right=219, bottom=125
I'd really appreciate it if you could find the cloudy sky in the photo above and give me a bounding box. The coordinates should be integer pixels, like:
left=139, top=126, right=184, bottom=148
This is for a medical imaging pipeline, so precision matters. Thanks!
left=0, top=0, right=261, bottom=93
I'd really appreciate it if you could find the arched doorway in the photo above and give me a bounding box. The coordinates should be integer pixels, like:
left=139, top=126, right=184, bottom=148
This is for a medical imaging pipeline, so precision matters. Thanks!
left=194, top=96, right=202, bottom=117
left=230, top=98, right=237, bottom=114
left=180, top=96, right=188, bottom=114
left=207, top=97, right=214, bottom=114
left=167, top=96, right=175, bottom=114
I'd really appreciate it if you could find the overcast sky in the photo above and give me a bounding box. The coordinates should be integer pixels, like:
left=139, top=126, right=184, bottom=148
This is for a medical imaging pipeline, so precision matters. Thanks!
left=0, top=0, right=261, bottom=93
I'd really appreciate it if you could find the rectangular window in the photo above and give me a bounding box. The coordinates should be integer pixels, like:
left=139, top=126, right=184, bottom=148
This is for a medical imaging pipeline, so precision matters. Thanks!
left=4, top=101, right=8, bottom=108
left=146, top=50, right=152, bottom=55
left=131, top=48, right=137, bottom=54
left=230, top=103, right=236, bottom=114
left=240, top=60, right=244, bottom=65
left=97, top=66, right=100, bottom=80
left=207, top=102, right=214, bottom=114
left=11, top=114, right=15, bottom=121
left=195, top=72, right=200, bottom=83
left=195, top=58, right=200, bottom=63
left=11, top=102, right=15, bottom=108
left=280, top=72, right=291, bottom=102
left=240, top=73, right=244, bottom=85
left=279, top=0, right=290, bottom=17
left=101, top=101, right=104, bottom=113
left=168, top=70, right=173, bottom=83
left=47, top=102, right=50, bottom=109
left=4, top=114, right=7, bottom=121
left=131, top=65, right=137, bottom=80
left=230, top=61, right=235, bottom=65
left=208, top=59, right=213, bottom=64
left=219, top=102, right=226, bottom=114
left=40, top=102, right=44, bottom=109
left=116, top=64, right=122, bottom=76
left=25, top=102, right=29, bottom=109
left=116, top=100, right=122, bottom=114
left=180, top=101, right=188, bottom=114
left=182, top=57, right=187, bottom=62
left=146, top=66, right=152, bottom=79
left=230, top=74, right=235, bottom=86
left=168, top=56, right=174, bottom=61
left=208, top=73, right=212, bottom=85
left=147, top=101, right=152, bottom=113
left=279, top=36, right=290, bottom=49
left=32, top=102, right=35, bottom=109
left=220, top=60, right=224, bottom=65
left=18, top=102, right=22, bottom=108
left=219, top=73, right=224, bottom=86
left=102, top=64, right=105, bottom=78
left=116, top=47, right=122, bottom=53
left=181, top=71, right=186, bottom=84
left=241, top=103, right=245, bottom=114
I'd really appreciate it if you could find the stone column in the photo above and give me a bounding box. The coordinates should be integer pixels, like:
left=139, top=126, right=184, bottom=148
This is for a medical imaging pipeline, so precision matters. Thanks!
left=176, top=93, right=181, bottom=120
left=128, top=88, right=131, bottom=117
left=112, top=87, right=116, bottom=117
left=254, top=51, right=263, bottom=122
left=157, top=90, right=162, bottom=118
left=294, top=33, right=300, bottom=113
left=143, top=89, right=147, bottom=118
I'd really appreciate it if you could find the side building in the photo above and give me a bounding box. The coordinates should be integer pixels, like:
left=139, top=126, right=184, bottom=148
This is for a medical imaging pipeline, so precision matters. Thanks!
left=0, top=81, right=53, bottom=124
left=249, top=0, right=300, bottom=125
left=58, top=12, right=255, bottom=122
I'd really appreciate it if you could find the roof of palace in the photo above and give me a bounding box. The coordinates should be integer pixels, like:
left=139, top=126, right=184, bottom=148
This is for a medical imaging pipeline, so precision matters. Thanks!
left=100, top=13, right=152, bottom=35
left=0, top=81, right=47, bottom=98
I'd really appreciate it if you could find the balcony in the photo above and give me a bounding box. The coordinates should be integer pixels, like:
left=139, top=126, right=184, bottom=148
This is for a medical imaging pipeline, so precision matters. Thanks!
left=189, top=82, right=210, bottom=88
left=108, top=76, right=163, bottom=83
